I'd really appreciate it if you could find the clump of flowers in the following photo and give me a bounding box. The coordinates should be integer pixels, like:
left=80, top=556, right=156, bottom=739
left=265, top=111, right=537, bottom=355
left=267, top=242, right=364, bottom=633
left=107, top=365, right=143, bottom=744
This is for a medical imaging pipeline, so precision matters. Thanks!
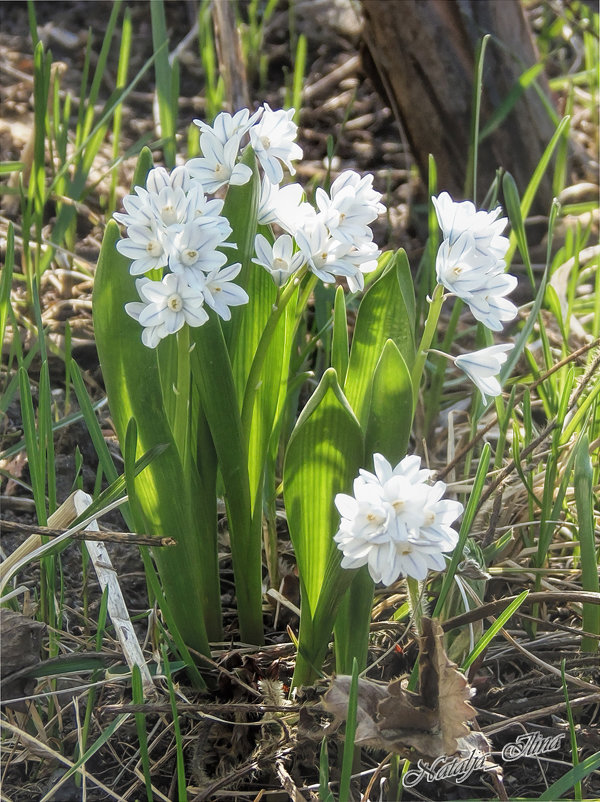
left=334, top=454, right=464, bottom=585
left=114, top=104, right=385, bottom=346
left=430, top=192, right=519, bottom=400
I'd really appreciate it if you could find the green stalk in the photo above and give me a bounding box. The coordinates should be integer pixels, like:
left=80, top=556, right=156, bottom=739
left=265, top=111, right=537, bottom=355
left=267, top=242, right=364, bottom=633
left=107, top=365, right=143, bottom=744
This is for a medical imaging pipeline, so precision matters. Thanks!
left=424, top=297, right=463, bottom=435
left=132, top=664, right=154, bottom=802
left=339, top=658, right=360, bottom=802
left=162, top=647, right=187, bottom=802
left=108, top=7, right=132, bottom=215
left=406, top=576, right=424, bottom=635
left=411, top=283, right=445, bottom=409
left=574, top=435, right=599, bottom=652
left=466, top=34, right=490, bottom=202
left=561, top=660, right=582, bottom=801
left=190, top=315, right=263, bottom=645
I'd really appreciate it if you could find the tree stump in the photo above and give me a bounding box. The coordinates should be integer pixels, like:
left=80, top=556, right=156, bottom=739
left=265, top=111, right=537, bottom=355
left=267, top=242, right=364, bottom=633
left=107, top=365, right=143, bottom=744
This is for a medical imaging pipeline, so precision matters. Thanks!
left=359, top=0, right=559, bottom=210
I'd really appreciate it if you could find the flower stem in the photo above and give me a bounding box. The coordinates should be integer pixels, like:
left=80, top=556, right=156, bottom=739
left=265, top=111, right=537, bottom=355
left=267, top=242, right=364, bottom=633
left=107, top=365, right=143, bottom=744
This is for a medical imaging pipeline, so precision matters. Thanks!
left=411, top=283, right=445, bottom=409
left=406, top=576, right=424, bottom=636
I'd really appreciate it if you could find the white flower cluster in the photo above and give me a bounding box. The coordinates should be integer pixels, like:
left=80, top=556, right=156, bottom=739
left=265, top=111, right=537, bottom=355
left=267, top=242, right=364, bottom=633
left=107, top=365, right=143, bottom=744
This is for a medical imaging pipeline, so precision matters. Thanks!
left=253, top=170, right=384, bottom=291
left=115, top=160, right=248, bottom=348
left=115, top=104, right=385, bottom=346
left=433, top=192, right=516, bottom=332
left=334, top=454, right=463, bottom=585
left=432, top=192, right=517, bottom=400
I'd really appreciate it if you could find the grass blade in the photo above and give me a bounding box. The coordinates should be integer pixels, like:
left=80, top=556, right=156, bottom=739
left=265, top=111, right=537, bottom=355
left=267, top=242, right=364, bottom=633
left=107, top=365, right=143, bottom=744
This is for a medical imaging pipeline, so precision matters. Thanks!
left=538, top=750, right=600, bottom=801
left=461, top=590, right=529, bottom=670
left=150, top=0, right=177, bottom=167
left=466, top=34, right=490, bottom=202
left=132, top=665, right=154, bottom=802
left=573, top=435, right=599, bottom=652
left=338, top=657, right=359, bottom=802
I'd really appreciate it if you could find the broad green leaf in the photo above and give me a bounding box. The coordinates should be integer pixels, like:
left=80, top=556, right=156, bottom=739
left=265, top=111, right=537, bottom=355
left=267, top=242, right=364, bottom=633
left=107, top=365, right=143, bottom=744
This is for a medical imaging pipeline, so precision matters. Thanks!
left=222, top=146, right=261, bottom=355
left=189, top=316, right=263, bottom=645
left=93, top=153, right=215, bottom=655
left=284, top=368, right=363, bottom=622
left=334, top=567, right=374, bottom=674
left=345, top=251, right=416, bottom=428
left=364, top=339, right=413, bottom=464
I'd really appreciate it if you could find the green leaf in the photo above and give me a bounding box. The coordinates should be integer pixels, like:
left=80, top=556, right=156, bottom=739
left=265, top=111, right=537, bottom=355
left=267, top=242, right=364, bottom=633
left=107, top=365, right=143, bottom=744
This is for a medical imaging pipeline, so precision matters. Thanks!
left=284, top=369, right=363, bottom=685
left=222, top=146, right=261, bottom=355
left=504, top=116, right=570, bottom=267
left=502, top=172, right=534, bottom=288
left=574, top=435, right=599, bottom=651
left=331, top=286, right=349, bottom=387
left=479, top=62, right=545, bottom=142
left=0, top=223, right=14, bottom=355
left=284, top=369, right=363, bottom=616
left=345, top=251, right=416, bottom=428
left=150, top=0, right=177, bottom=167
left=334, top=567, right=374, bottom=674
left=318, top=739, right=335, bottom=802
left=189, top=316, right=263, bottom=645
left=462, top=590, right=529, bottom=670
left=539, top=751, right=600, bottom=801
left=364, top=339, right=413, bottom=464
left=93, top=154, right=215, bottom=656
left=339, top=657, right=360, bottom=801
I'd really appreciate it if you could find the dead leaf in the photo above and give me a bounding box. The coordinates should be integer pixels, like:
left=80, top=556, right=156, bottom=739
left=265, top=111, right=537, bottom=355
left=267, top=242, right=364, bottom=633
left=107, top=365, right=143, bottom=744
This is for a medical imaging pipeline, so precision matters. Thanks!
left=321, top=617, right=480, bottom=761
left=322, top=674, right=388, bottom=744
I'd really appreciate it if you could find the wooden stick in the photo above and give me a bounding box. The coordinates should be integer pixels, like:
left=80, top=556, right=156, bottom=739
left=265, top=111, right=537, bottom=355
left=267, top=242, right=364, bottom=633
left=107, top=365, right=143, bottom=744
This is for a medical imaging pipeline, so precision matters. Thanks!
left=0, top=519, right=176, bottom=547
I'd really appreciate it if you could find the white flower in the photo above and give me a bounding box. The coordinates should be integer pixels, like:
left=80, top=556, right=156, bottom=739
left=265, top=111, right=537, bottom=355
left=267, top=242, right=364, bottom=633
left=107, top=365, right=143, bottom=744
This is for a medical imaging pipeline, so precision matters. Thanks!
left=256, top=176, right=309, bottom=232
left=116, top=222, right=169, bottom=275
left=435, top=233, right=518, bottom=331
left=454, top=343, right=514, bottom=401
left=433, top=191, right=509, bottom=262
left=343, top=239, right=380, bottom=293
left=316, top=170, right=385, bottom=245
left=125, top=275, right=208, bottom=347
left=149, top=183, right=189, bottom=228
left=146, top=165, right=190, bottom=194
left=253, top=233, right=306, bottom=286
left=249, top=104, right=303, bottom=184
left=201, top=262, right=249, bottom=321
left=334, top=453, right=463, bottom=585
left=465, top=273, right=518, bottom=332
left=125, top=279, right=167, bottom=348
left=435, top=232, right=497, bottom=295
left=360, top=452, right=434, bottom=487
left=115, top=167, right=192, bottom=232
left=113, top=186, right=155, bottom=230
left=194, top=108, right=262, bottom=146
left=295, top=220, right=355, bottom=284
left=169, top=222, right=230, bottom=282
left=185, top=183, right=225, bottom=223
left=187, top=131, right=252, bottom=192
